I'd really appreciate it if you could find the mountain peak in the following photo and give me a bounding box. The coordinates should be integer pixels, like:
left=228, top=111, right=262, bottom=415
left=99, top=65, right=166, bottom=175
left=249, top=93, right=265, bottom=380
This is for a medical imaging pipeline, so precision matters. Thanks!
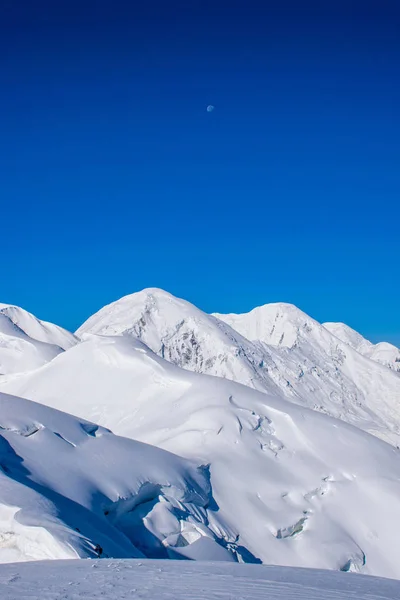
left=213, top=301, right=318, bottom=348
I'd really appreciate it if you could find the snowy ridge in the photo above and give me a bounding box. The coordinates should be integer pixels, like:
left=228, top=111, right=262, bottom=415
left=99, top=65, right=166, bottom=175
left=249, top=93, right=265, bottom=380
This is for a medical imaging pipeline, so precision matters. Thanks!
left=324, top=321, right=400, bottom=372
left=0, top=304, right=77, bottom=375
left=1, top=560, right=400, bottom=600
left=0, top=304, right=76, bottom=351
left=0, top=391, right=236, bottom=564
left=4, top=334, right=400, bottom=577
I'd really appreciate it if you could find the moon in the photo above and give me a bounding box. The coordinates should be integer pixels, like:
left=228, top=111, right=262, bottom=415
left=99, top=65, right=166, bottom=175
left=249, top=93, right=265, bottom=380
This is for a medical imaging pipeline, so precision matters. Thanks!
left=206, top=105, right=215, bottom=112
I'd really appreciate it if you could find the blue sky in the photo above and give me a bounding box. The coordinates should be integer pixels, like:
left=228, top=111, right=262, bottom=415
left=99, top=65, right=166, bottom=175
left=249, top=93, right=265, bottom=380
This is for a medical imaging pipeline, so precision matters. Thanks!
left=1, top=1, right=399, bottom=342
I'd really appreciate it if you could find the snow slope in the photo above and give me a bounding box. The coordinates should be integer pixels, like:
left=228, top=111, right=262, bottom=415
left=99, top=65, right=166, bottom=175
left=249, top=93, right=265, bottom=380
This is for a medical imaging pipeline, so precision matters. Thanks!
left=324, top=322, right=400, bottom=373
left=77, top=289, right=400, bottom=445
left=0, top=391, right=232, bottom=564
left=4, top=335, right=400, bottom=578
left=0, top=304, right=77, bottom=375
left=2, top=559, right=400, bottom=600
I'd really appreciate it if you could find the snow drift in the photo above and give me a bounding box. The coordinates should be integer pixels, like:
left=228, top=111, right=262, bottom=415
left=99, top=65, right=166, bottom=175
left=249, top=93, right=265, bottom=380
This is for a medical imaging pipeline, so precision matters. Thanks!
left=0, top=391, right=233, bottom=563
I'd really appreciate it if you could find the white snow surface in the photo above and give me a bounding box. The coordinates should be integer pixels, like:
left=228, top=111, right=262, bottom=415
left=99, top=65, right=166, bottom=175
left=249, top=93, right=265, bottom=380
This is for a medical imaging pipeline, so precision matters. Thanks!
left=0, top=304, right=77, bottom=375
left=0, top=391, right=232, bottom=564
left=4, top=334, right=400, bottom=577
left=1, top=559, right=400, bottom=600
left=76, top=289, right=400, bottom=445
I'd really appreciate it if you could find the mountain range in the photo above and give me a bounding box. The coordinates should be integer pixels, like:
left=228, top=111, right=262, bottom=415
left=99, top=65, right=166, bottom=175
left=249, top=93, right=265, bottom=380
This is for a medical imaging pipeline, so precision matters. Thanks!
left=0, top=288, right=399, bottom=579
left=73, top=289, right=400, bottom=445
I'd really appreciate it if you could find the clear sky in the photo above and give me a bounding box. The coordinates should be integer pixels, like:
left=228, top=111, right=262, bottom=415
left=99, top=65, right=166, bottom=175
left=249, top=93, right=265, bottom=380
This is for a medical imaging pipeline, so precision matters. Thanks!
left=1, top=1, right=399, bottom=343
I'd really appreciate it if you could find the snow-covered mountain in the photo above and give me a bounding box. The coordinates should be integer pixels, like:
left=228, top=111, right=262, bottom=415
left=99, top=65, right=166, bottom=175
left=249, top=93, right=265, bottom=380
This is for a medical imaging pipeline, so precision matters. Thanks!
left=214, top=301, right=400, bottom=444
left=4, top=334, right=400, bottom=578
left=2, top=288, right=400, bottom=578
left=76, top=289, right=400, bottom=445
left=76, top=289, right=282, bottom=395
left=323, top=321, right=400, bottom=373
left=0, top=391, right=234, bottom=564
left=0, top=304, right=77, bottom=375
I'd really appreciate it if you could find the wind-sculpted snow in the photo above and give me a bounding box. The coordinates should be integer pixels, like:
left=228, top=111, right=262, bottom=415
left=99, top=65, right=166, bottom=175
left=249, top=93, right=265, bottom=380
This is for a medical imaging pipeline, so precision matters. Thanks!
left=4, top=335, right=400, bottom=578
left=2, top=560, right=400, bottom=600
left=0, top=392, right=233, bottom=564
left=77, top=289, right=400, bottom=445
left=0, top=304, right=77, bottom=375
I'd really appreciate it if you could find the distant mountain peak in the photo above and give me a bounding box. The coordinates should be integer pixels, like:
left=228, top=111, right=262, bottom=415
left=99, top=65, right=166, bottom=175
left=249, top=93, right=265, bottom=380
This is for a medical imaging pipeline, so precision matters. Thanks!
left=324, top=321, right=400, bottom=372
